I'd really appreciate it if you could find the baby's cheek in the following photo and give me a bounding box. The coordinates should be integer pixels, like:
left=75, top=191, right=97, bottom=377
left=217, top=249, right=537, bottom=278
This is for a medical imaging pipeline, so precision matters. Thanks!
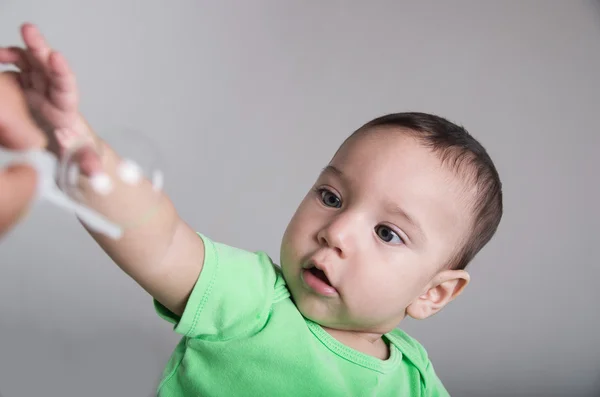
left=283, top=214, right=313, bottom=251
left=357, top=269, right=403, bottom=304
left=279, top=237, right=300, bottom=270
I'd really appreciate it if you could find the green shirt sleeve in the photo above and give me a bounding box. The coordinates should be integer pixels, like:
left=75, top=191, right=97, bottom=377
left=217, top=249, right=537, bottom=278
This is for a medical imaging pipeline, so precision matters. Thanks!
left=422, top=359, right=451, bottom=397
left=414, top=341, right=450, bottom=397
left=388, top=328, right=451, bottom=396
left=154, top=233, right=279, bottom=340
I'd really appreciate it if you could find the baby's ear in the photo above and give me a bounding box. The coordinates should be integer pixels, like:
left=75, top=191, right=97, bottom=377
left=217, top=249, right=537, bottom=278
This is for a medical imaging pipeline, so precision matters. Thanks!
left=406, top=270, right=470, bottom=320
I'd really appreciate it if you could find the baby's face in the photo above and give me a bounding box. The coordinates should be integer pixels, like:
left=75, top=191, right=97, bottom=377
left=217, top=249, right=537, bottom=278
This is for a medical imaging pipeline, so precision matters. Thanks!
left=280, top=128, right=473, bottom=333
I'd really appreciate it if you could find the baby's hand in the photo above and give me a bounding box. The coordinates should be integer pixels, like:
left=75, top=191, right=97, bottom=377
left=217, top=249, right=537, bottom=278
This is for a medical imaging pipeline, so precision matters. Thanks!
left=0, top=23, right=100, bottom=175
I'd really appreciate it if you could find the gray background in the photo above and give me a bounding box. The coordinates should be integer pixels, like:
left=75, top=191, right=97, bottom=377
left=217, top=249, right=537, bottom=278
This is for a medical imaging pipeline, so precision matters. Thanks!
left=1, top=1, right=599, bottom=396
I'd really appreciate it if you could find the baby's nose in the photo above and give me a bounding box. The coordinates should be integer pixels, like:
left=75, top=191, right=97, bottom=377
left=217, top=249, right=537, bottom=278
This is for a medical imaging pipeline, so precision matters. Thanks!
left=317, top=217, right=357, bottom=258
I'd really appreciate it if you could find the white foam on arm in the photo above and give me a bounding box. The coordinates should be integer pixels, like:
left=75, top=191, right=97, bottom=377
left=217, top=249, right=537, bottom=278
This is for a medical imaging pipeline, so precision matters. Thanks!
left=118, top=159, right=143, bottom=185
left=89, top=173, right=113, bottom=195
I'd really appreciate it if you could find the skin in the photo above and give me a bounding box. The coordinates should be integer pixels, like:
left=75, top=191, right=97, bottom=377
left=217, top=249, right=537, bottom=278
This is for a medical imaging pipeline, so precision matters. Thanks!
left=0, top=71, right=47, bottom=237
left=280, top=129, right=473, bottom=359
left=0, top=23, right=205, bottom=316
left=2, top=23, right=474, bottom=361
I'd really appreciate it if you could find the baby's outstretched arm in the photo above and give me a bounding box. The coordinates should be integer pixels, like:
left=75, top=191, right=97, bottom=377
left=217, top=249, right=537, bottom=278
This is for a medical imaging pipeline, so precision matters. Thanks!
left=0, top=23, right=204, bottom=316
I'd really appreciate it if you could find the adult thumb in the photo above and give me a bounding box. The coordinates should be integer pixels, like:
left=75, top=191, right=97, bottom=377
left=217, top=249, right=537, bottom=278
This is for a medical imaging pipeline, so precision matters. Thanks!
left=0, top=164, right=38, bottom=237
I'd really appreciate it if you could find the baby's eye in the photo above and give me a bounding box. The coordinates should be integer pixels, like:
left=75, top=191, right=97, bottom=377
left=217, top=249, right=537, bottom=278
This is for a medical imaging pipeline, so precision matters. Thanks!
left=319, top=189, right=342, bottom=208
left=375, top=225, right=404, bottom=244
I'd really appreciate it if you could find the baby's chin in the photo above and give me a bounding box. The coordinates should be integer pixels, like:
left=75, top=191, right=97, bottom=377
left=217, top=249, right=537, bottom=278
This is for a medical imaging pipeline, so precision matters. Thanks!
left=290, top=292, right=358, bottom=330
left=294, top=295, right=403, bottom=334
left=296, top=306, right=348, bottom=330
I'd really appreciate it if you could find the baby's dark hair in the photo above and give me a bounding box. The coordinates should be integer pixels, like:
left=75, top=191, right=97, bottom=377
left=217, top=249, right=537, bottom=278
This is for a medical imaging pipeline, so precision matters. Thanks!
left=350, top=112, right=503, bottom=270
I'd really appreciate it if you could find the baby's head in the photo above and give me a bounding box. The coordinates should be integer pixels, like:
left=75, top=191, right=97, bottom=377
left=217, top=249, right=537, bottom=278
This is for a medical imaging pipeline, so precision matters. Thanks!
left=280, top=112, right=503, bottom=334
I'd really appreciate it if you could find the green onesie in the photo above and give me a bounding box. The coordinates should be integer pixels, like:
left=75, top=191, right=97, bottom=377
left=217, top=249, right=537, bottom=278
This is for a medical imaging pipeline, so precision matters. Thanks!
left=154, top=233, right=450, bottom=396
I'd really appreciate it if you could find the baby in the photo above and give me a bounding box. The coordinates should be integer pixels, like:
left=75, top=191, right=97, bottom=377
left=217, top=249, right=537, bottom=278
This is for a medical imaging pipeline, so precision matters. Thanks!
left=0, top=24, right=503, bottom=396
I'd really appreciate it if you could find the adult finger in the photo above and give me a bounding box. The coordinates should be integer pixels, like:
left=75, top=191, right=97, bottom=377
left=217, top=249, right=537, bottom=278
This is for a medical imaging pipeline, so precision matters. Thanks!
left=0, top=47, right=25, bottom=67
left=0, top=72, right=47, bottom=149
left=0, top=164, right=38, bottom=237
left=0, top=47, right=32, bottom=88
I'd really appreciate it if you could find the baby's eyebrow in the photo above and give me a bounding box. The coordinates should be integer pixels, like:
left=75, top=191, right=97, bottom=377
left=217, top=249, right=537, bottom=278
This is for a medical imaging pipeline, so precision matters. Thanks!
left=321, top=165, right=344, bottom=178
left=319, top=164, right=350, bottom=186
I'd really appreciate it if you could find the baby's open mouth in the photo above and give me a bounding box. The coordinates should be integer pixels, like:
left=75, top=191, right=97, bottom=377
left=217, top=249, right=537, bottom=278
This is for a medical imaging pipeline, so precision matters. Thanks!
left=308, top=267, right=331, bottom=286
left=302, top=263, right=338, bottom=296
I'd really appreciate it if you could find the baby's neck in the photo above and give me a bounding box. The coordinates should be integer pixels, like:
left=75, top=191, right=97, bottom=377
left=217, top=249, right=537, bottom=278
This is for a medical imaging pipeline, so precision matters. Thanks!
left=322, top=327, right=390, bottom=360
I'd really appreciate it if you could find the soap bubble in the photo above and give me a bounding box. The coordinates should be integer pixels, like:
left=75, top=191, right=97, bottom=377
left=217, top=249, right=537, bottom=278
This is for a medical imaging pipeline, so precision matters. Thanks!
left=56, top=128, right=165, bottom=236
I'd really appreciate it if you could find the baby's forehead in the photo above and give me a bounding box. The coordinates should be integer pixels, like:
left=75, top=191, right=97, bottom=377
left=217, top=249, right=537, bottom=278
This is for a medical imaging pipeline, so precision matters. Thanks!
left=333, top=128, right=447, bottom=175
left=329, top=129, right=476, bottom=240
left=336, top=127, right=477, bottom=191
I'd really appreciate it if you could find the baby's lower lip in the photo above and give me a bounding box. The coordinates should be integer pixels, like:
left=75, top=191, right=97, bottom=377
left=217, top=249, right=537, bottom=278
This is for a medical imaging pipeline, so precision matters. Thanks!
left=301, top=268, right=339, bottom=297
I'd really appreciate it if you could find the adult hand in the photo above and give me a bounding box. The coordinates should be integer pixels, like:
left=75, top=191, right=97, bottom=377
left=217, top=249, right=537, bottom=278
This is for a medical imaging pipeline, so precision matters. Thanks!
left=0, top=71, right=47, bottom=237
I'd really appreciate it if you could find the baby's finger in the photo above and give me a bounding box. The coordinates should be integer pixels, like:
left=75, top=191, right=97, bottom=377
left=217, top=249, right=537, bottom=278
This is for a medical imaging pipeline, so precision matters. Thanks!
left=21, top=23, right=51, bottom=70
left=48, top=51, right=78, bottom=110
left=20, top=24, right=52, bottom=93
